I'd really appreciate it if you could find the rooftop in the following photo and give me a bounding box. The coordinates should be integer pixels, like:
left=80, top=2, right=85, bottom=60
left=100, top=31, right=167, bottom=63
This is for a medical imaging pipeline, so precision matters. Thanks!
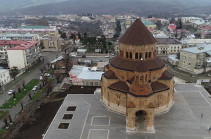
left=43, top=84, right=211, bottom=139
left=70, top=65, right=104, bottom=80
left=119, top=19, right=157, bottom=45
left=18, top=26, right=50, bottom=29
left=8, top=41, right=38, bottom=50
left=141, top=19, right=156, bottom=26
left=0, top=33, right=38, bottom=37
left=0, top=40, right=28, bottom=45
left=157, top=38, right=181, bottom=44
left=0, top=69, right=9, bottom=74
left=182, top=44, right=211, bottom=54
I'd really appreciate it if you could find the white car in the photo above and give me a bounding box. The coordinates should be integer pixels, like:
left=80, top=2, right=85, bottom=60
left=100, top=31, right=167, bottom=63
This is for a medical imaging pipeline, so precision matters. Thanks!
left=44, top=73, right=50, bottom=77
left=208, top=73, right=211, bottom=77
left=8, top=90, right=15, bottom=95
left=32, top=86, right=38, bottom=91
left=105, top=55, right=110, bottom=58
left=40, top=76, right=43, bottom=80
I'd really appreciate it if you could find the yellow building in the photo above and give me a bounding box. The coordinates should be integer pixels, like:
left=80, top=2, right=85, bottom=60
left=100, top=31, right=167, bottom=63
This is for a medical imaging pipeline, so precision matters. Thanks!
left=101, top=19, right=174, bottom=132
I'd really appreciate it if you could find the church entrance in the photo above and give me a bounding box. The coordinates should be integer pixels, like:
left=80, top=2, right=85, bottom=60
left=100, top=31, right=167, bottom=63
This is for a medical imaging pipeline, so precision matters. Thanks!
left=135, top=110, right=146, bottom=131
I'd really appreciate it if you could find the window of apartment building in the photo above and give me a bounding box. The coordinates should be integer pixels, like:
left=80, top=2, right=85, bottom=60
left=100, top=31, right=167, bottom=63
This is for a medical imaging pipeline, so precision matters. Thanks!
left=86, top=82, right=89, bottom=86
left=95, top=82, right=98, bottom=86
left=90, top=82, right=93, bottom=86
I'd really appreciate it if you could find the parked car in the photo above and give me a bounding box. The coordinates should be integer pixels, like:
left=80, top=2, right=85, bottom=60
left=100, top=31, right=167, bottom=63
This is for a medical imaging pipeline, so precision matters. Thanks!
left=32, top=86, right=38, bottom=91
left=40, top=76, right=43, bottom=80
left=105, top=55, right=110, bottom=58
left=98, top=59, right=105, bottom=62
left=8, top=90, right=15, bottom=95
left=44, top=73, right=50, bottom=77
left=208, top=73, right=211, bottom=77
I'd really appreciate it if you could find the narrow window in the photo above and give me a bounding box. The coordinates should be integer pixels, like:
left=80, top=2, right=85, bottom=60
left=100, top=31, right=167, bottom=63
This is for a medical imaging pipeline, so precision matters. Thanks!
left=126, top=52, right=128, bottom=58
left=130, top=52, right=132, bottom=59
left=139, top=53, right=142, bottom=60
left=149, top=52, right=152, bottom=58
left=135, top=53, right=138, bottom=59
left=145, top=52, right=148, bottom=59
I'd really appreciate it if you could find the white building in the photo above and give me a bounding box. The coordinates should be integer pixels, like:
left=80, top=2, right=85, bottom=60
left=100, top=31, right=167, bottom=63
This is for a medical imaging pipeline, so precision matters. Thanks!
left=7, top=41, right=40, bottom=70
left=69, top=65, right=104, bottom=86
left=156, top=38, right=182, bottom=55
left=0, top=34, right=39, bottom=41
left=182, top=39, right=211, bottom=47
left=0, top=69, right=10, bottom=86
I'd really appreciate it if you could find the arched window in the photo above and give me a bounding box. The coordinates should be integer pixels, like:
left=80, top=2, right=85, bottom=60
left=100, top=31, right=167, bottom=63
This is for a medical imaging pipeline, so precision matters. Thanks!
left=145, top=52, right=148, bottom=59
left=135, top=53, right=138, bottom=59
left=139, top=53, right=142, bottom=60
left=130, top=52, right=132, bottom=59
left=149, top=52, right=152, bottom=58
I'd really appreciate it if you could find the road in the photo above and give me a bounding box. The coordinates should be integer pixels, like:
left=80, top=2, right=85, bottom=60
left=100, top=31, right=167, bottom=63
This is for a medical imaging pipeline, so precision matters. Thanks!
left=0, top=52, right=57, bottom=106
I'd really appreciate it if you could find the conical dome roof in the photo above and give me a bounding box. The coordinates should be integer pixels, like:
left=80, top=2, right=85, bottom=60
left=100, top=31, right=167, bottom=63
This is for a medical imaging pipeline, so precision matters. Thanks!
left=119, top=19, right=157, bottom=45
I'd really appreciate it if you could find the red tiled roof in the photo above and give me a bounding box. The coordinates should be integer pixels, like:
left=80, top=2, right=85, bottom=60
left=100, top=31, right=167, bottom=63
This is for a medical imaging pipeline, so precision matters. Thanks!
left=151, top=81, right=169, bottom=93
left=0, top=40, right=27, bottom=45
left=110, top=56, right=165, bottom=72
left=168, top=24, right=176, bottom=30
left=104, top=70, right=118, bottom=79
left=8, top=41, right=38, bottom=50
left=159, top=70, right=173, bottom=80
left=108, top=81, right=129, bottom=93
left=119, top=19, right=157, bottom=45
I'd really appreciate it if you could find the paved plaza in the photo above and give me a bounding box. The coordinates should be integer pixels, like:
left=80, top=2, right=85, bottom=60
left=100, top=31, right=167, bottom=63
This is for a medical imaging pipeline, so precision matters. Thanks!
left=44, top=84, right=211, bottom=139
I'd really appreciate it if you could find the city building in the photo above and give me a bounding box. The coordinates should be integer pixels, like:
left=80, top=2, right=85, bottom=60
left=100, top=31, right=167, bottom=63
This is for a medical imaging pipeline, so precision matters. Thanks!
left=0, top=26, right=60, bottom=51
left=182, top=39, right=211, bottom=47
left=101, top=19, right=174, bottom=132
left=7, top=41, right=40, bottom=70
left=0, top=40, right=35, bottom=63
left=69, top=65, right=104, bottom=86
left=178, top=44, right=211, bottom=74
left=0, top=34, right=39, bottom=41
left=156, top=38, right=182, bottom=55
left=141, top=19, right=157, bottom=29
left=0, top=69, right=11, bottom=86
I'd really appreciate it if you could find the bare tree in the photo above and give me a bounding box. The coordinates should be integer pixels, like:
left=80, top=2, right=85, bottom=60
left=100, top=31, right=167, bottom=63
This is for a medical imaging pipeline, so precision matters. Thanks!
left=16, top=84, right=21, bottom=93
left=22, top=80, right=26, bottom=89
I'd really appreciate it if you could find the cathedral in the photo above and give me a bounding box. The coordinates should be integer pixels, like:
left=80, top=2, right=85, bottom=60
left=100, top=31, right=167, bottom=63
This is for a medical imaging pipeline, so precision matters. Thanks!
left=101, top=19, right=174, bottom=132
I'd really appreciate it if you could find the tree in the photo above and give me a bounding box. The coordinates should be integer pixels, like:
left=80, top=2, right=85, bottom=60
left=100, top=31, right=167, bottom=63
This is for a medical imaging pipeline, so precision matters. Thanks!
left=10, top=67, right=19, bottom=81
left=22, top=80, right=25, bottom=89
left=61, top=33, right=67, bottom=39
left=16, top=84, right=21, bottom=93
left=70, top=33, right=76, bottom=44
left=40, top=40, right=45, bottom=49
left=55, top=73, right=61, bottom=84
left=78, top=32, right=82, bottom=40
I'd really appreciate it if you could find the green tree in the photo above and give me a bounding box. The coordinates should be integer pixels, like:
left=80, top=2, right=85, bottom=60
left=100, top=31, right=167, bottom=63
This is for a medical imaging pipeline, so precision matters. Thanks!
left=61, top=33, right=67, bottom=39
left=10, top=67, right=19, bottom=81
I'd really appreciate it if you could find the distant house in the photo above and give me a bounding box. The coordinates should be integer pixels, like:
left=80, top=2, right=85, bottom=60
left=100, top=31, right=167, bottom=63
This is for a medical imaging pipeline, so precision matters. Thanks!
left=7, top=41, right=40, bottom=70
left=156, top=38, right=182, bottom=55
left=178, top=44, right=211, bottom=74
left=0, top=69, right=10, bottom=86
left=141, top=19, right=157, bottom=29
left=69, top=65, right=104, bottom=86
left=168, top=24, right=176, bottom=33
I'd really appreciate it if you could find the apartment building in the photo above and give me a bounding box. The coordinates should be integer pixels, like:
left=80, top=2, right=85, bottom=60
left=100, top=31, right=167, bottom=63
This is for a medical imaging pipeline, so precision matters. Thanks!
left=0, top=69, right=11, bottom=86
left=7, top=41, right=40, bottom=70
left=178, top=44, right=211, bottom=74
left=0, top=26, right=60, bottom=51
left=0, top=34, right=39, bottom=41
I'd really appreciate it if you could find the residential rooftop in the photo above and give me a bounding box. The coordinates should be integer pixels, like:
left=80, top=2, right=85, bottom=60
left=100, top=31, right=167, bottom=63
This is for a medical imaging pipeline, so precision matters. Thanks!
left=182, top=44, right=211, bottom=54
left=70, top=65, right=104, bottom=80
left=8, top=41, right=38, bottom=50
left=0, top=33, right=39, bottom=37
